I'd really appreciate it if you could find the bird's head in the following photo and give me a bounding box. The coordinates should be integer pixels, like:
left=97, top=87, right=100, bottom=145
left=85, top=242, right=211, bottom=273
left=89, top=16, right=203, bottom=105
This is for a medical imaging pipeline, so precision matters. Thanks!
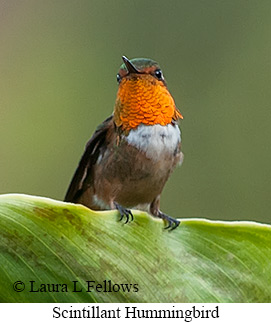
left=114, top=56, right=183, bottom=133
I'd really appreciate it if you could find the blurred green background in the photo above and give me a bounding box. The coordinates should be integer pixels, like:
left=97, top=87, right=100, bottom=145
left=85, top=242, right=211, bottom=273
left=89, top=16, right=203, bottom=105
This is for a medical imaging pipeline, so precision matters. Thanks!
left=1, top=0, right=271, bottom=223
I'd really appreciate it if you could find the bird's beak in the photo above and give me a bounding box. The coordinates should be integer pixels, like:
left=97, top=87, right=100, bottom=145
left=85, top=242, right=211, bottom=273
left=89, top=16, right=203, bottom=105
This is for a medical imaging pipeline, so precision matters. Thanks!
left=122, top=56, right=140, bottom=74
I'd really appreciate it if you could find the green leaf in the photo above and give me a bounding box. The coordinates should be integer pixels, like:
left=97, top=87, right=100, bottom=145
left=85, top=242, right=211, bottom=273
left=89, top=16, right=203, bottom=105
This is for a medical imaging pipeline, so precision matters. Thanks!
left=0, top=194, right=270, bottom=302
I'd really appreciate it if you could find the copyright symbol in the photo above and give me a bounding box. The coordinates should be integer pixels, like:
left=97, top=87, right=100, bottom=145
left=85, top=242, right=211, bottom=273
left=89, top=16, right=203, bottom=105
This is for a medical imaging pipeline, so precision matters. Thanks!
left=13, top=281, right=25, bottom=292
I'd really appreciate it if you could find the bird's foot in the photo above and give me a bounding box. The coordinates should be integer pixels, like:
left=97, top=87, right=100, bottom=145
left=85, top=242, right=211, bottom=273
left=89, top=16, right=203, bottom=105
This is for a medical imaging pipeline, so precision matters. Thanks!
left=157, top=211, right=180, bottom=231
left=114, top=202, right=134, bottom=224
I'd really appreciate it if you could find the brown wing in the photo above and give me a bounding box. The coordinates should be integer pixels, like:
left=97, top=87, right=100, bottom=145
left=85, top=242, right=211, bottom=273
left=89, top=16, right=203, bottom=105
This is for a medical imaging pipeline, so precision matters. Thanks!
left=64, top=115, right=114, bottom=203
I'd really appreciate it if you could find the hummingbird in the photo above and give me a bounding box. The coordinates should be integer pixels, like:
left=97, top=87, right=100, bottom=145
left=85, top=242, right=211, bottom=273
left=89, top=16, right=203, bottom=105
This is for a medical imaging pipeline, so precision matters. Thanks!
left=64, top=56, right=184, bottom=230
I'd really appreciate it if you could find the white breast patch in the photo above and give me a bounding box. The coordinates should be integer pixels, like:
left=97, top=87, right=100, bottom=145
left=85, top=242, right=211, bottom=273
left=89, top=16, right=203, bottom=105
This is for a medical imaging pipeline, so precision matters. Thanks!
left=125, top=123, right=181, bottom=160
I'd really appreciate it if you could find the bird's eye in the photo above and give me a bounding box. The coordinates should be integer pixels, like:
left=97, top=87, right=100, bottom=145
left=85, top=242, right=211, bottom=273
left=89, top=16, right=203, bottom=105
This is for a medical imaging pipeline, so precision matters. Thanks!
left=117, top=74, right=122, bottom=83
left=154, top=69, right=164, bottom=80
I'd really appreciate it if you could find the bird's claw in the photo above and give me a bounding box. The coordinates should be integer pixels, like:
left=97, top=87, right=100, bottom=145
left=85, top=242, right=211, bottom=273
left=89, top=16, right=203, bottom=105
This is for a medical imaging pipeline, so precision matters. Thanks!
left=158, top=212, right=180, bottom=231
left=114, top=202, right=134, bottom=224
